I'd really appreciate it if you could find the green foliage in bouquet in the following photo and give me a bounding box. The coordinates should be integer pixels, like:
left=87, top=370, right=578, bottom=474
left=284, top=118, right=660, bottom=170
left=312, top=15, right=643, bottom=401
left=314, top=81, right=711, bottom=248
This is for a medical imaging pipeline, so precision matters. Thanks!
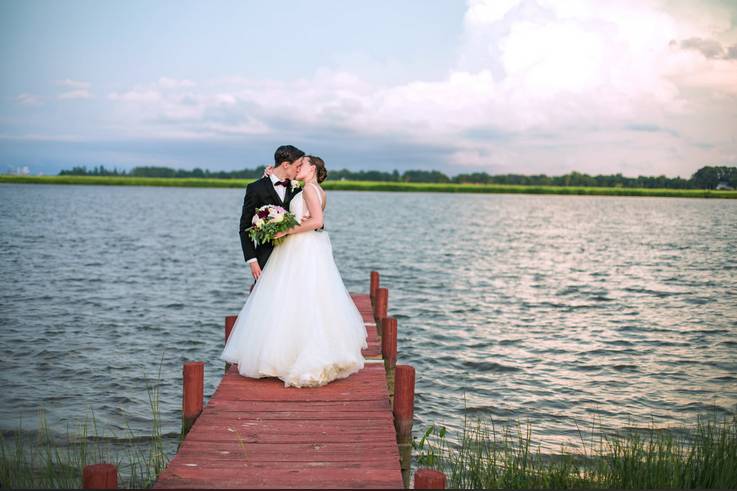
left=247, top=205, right=299, bottom=247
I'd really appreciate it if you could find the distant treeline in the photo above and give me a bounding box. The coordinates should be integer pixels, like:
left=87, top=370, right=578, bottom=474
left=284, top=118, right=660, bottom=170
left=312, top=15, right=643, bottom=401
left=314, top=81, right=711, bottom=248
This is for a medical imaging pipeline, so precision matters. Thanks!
left=59, top=165, right=267, bottom=179
left=59, top=165, right=737, bottom=189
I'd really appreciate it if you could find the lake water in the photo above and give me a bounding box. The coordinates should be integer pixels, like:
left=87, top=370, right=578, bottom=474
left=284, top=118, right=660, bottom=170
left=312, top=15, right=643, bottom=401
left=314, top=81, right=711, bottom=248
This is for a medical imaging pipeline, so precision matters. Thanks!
left=1, top=183, right=736, bottom=457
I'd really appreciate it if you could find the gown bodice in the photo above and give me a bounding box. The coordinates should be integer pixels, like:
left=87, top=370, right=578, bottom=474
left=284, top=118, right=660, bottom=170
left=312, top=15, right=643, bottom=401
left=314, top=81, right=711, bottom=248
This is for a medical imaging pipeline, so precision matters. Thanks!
left=290, top=184, right=324, bottom=224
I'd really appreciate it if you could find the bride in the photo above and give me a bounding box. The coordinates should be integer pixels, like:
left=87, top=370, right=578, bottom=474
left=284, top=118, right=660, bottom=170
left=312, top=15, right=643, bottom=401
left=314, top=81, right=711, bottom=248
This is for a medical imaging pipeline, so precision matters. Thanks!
left=220, top=156, right=368, bottom=387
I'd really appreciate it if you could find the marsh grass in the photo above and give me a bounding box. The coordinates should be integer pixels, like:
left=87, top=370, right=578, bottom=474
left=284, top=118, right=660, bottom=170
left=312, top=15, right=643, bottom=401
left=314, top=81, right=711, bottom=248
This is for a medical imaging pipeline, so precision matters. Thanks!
left=2, top=175, right=736, bottom=198
left=414, top=410, right=737, bottom=489
left=0, top=353, right=170, bottom=489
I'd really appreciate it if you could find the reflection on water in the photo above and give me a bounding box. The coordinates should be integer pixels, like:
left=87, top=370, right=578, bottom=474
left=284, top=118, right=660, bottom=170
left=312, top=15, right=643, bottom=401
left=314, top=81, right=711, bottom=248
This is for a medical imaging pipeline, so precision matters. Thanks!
left=1, top=184, right=736, bottom=454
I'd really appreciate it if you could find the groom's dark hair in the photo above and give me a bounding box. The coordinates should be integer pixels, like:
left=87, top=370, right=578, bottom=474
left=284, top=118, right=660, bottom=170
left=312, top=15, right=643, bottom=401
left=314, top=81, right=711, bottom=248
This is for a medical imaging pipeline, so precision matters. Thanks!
left=274, top=145, right=305, bottom=165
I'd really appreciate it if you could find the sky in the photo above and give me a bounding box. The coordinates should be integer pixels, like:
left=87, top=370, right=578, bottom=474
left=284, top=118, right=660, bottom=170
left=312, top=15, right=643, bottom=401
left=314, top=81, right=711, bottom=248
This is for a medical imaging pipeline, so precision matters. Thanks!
left=1, top=0, right=736, bottom=177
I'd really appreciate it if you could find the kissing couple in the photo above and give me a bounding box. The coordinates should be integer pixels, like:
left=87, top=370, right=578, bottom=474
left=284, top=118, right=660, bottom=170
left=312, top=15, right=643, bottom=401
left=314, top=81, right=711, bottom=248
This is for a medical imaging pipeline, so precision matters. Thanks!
left=220, top=145, right=368, bottom=388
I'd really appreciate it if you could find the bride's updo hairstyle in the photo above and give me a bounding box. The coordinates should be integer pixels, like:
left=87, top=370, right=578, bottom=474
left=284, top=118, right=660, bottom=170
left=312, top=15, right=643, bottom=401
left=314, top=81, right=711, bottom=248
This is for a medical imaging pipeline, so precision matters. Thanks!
left=307, top=155, right=328, bottom=183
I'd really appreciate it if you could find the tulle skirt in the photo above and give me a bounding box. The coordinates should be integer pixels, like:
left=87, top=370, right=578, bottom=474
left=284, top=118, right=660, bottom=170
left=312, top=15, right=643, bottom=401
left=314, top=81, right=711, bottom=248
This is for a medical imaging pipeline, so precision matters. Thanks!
left=220, top=230, right=368, bottom=387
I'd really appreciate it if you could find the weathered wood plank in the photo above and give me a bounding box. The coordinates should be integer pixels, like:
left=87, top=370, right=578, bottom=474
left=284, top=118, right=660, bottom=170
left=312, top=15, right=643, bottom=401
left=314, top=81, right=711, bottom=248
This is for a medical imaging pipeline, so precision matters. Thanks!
left=176, top=441, right=401, bottom=457
left=155, top=467, right=403, bottom=489
left=205, top=399, right=392, bottom=411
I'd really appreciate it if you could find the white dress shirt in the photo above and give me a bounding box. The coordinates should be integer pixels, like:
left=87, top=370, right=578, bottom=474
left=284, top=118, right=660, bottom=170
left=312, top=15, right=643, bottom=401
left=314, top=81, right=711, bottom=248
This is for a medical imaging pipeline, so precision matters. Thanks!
left=270, top=173, right=287, bottom=202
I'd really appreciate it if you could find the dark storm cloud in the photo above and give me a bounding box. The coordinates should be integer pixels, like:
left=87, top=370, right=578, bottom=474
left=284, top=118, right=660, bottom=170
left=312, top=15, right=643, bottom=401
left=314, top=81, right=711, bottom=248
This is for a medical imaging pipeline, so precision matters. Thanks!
left=675, top=37, right=737, bottom=59
left=625, top=123, right=679, bottom=137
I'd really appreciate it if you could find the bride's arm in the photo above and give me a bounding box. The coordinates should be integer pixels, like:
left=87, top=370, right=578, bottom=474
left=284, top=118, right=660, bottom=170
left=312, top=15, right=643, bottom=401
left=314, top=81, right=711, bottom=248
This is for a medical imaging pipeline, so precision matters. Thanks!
left=276, top=186, right=323, bottom=237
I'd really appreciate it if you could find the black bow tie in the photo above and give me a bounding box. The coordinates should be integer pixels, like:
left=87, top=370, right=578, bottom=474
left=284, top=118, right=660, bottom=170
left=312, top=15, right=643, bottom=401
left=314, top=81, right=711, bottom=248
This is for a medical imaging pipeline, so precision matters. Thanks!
left=275, top=180, right=290, bottom=187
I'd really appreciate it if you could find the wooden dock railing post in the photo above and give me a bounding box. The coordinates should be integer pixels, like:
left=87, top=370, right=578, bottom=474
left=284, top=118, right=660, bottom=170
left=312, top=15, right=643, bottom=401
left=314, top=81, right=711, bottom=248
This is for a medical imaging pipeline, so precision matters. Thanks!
left=82, top=463, right=117, bottom=489
left=382, top=316, right=398, bottom=406
left=394, top=364, right=415, bottom=489
left=414, top=468, right=447, bottom=489
left=224, top=315, right=237, bottom=371
left=181, top=361, right=205, bottom=437
left=370, top=271, right=380, bottom=306
left=374, top=287, right=388, bottom=324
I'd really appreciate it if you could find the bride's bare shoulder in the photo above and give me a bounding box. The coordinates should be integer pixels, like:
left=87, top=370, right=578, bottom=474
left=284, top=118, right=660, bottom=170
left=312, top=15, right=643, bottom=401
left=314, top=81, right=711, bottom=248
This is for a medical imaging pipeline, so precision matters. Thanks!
left=305, top=182, right=326, bottom=208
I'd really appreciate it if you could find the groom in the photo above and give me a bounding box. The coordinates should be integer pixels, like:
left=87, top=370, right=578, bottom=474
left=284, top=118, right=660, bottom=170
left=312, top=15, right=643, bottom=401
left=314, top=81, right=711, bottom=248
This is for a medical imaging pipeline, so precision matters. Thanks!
left=239, top=145, right=305, bottom=282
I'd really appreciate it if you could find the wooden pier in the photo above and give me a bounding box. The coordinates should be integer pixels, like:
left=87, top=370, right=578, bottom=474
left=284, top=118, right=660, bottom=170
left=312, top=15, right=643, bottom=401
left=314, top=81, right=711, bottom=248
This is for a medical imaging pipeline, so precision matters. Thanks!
left=151, top=272, right=414, bottom=489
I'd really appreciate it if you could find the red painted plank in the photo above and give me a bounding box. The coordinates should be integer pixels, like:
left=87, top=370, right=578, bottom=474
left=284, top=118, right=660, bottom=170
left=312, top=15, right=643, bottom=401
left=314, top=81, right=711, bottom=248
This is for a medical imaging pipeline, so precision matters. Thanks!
left=200, top=410, right=393, bottom=420
left=177, top=441, right=401, bottom=457
left=183, top=430, right=398, bottom=445
left=154, top=466, right=404, bottom=489
left=169, top=453, right=400, bottom=465
left=193, top=415, right=393, bottom=430
left=173, top=449, right=400, bottom=464
left=214, top=380, right=388, bottom=392
left=206, top=393, right=388, bottom=402
left=166, top=456, right=400, bottom=468
left=205, top=398, right=391, bottom=413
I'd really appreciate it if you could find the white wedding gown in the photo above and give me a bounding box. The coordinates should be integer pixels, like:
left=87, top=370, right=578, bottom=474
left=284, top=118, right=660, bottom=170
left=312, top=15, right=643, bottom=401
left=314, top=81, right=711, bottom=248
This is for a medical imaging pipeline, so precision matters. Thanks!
left=220, top=184, right=368, bottom=387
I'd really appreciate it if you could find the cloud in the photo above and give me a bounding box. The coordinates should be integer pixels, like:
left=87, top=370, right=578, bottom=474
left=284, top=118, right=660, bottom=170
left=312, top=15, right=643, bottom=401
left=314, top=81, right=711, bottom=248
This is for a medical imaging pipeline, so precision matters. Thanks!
left=12, top=1, right=737, bottom=176
left=55, top=79, right=93, bottom=99
left=157, top=77, right=196, bottom=89
left=676, top=37, right=737, bottom=59
left=58, top=89, right=93, bottom=100
left=15, top=93, right=43, bottom=106
left=465, top=0, right=519, bottom=25
left=55, top=79, right=90, bottom=89
left=369, top=0, right=737, bottom=173
left=0, top=132, right=84, bottom=142
left=108, top=89, right=161, bottom=103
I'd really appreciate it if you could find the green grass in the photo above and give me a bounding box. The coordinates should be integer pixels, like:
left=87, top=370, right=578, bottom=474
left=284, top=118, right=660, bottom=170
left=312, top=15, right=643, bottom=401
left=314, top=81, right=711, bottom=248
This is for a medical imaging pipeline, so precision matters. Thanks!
left=413, top=411, right=737, bottom=489
left=0, top=354, right=170, bottom=489
left=2, top=174, right=736, bottom=198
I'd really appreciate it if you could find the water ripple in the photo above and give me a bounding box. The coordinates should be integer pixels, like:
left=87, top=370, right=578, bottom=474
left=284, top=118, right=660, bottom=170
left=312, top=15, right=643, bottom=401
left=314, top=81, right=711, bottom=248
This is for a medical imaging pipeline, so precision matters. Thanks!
left=1, top=185, right=736, bottom=454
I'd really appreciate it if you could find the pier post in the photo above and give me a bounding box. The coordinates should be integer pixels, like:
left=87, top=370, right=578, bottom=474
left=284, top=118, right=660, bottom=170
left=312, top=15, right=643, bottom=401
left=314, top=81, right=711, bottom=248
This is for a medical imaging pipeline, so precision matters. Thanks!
left=370, top=271, right=380, bottom=305
left=224, top=315, right=237, bottom=371
left=394, top=364, right=415, bottom=489
left=225, top=315, right=237, bottom=343
left=82, top=463, right=117, bottom=489
left=181, top=361, right=205, bottom=437
left=414, top=468, right=447, bottom=489
left=382, top=316, right=398, bottom=406
left=374, top=287, right=388, bottom=323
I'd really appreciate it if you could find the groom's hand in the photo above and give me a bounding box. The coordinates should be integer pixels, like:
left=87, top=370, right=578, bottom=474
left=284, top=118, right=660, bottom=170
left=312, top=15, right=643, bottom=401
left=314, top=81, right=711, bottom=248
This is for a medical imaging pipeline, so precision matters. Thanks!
left=249, top=261, right=262, bottom=280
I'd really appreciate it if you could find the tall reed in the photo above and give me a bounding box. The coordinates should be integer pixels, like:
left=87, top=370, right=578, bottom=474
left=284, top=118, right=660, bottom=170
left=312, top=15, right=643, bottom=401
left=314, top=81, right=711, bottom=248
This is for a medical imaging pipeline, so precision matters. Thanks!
left=414, top=409, right=737, bottom=489
left=0, top=353, right=170, bottom=488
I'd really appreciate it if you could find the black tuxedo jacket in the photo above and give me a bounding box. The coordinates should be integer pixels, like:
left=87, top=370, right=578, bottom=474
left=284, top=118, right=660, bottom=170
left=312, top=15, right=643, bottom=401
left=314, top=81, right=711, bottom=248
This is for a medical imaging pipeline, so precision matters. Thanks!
left=239, top=177, right=297, bottom=269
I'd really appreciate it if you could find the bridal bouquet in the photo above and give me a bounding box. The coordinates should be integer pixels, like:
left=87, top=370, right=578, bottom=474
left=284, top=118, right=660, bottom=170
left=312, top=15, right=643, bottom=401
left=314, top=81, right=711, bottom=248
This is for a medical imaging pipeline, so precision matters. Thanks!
left=248, top=205, right=298, bottom=247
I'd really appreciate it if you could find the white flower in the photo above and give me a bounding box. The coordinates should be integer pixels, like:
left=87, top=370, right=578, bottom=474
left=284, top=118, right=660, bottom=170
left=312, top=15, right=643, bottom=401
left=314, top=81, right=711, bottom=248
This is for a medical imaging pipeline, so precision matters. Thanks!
left=291, top=180, right=303, bottom=189
left=272, top=213, right=284, bottom=223
left=255, top=219, right=264, bottom=228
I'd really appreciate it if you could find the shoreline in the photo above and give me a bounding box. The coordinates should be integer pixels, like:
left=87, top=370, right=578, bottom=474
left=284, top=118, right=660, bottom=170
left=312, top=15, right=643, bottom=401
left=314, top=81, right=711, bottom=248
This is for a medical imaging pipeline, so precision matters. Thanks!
left=5, top=404, right=734, bottom=489
left=2, top=174, right=736, bottom=199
